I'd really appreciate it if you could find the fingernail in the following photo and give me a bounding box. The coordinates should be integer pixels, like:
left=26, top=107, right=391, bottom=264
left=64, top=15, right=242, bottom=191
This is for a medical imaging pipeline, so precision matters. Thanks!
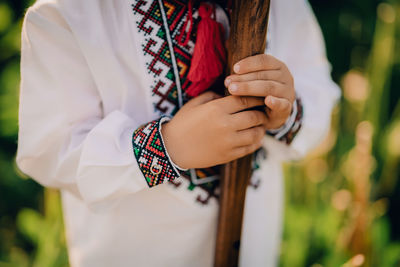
left=233, top=64, right=240, bottom=73
left=229, top=83, right=238, bottom=92
left=269, top=96, right=275, bottom=105
left=224, top=78, right=231, bottom=87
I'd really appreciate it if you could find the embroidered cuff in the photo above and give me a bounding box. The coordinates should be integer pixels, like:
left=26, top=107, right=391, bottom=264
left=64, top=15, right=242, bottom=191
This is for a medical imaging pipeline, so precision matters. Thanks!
left=266, top=97, right=303, bottom=144
left=132, top=116, right=181, bottom=187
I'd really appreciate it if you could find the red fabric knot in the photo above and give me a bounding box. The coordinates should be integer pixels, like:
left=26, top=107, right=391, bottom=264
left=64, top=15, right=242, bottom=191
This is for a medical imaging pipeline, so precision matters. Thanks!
left=185, top=2, right=227, bottom=97
left=198, top=1, right=213, bottom=18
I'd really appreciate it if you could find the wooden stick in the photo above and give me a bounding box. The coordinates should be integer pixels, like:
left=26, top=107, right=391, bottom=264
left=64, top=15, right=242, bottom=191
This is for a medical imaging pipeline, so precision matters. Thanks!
left=215, top=1, right=271, bottom=266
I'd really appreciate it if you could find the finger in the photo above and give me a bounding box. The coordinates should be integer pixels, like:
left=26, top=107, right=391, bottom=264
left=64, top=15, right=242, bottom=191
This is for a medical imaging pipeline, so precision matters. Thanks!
left=185, top=91, right=222, bottom=107
left=233, top=54, right=283, bottom=74
left=228, top=80, right=284, bottom=97
left=232, top=138, right=264, bottom=159
left=217, top=95, right=265, bottom=114
left=263, top=96, right=292, bottom=129
left=230, top=110, right=268, bottom=130
left=235, top=125, right=265, bottom=147
left=224, top=70, right=284, bottom=87
left=265, top=95, right=292, bottom=113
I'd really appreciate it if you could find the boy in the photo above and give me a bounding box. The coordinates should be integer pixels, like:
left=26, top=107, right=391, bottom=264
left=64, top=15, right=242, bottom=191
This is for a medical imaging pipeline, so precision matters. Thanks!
left=17, top=0, right=340, bottom=266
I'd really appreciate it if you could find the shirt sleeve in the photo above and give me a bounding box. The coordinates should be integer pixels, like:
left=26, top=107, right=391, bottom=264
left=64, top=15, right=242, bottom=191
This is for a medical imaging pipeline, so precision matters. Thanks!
left=263, top=0, right=341, bottom=161
left=16, top=4, right=172, bottom=211
left=132, top=116, right=181, bottom=187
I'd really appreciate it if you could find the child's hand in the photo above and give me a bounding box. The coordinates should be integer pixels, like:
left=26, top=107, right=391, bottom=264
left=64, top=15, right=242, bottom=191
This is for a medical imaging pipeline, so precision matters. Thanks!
left=161, top=92, right=267, bottom=169
left=225, top=54, right=296, bottom=130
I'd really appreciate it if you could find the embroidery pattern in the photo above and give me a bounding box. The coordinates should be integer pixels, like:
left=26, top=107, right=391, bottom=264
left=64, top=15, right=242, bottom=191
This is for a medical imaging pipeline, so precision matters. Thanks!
left=132, top=117, right=180, bottom=187
left=181, top=167, right=221, bottom=205
left=170, top=169, right=220, bottom=205
left=132, top=0, right=224, bottom=205
left=132, top=0, right=198, bottom=116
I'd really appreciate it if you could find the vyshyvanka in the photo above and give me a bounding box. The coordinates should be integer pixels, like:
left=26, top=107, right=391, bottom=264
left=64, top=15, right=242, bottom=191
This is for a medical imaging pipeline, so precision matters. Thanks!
left=17, top=0, right=340, bottom=266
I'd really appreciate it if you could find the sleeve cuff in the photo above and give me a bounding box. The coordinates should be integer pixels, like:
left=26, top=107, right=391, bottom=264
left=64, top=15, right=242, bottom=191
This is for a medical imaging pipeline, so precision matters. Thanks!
left=132, top=116, right=181, bottom=187
left=266, top=96, right=303, bottom=145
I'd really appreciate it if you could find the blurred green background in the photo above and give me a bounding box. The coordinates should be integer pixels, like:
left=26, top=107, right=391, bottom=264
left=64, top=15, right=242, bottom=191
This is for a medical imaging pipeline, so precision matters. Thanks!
left=0, top=0, right=399, bottom=266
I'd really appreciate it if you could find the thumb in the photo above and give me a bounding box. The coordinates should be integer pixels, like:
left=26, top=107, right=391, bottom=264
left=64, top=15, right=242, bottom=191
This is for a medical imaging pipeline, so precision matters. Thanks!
left=184, top=91, right=222, bottom=108
left=265, top=95, right=292, bottom=114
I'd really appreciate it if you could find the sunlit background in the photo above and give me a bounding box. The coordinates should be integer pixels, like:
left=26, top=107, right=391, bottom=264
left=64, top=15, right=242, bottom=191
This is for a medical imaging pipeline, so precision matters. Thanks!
left=0, top=0, right=399, bottom=266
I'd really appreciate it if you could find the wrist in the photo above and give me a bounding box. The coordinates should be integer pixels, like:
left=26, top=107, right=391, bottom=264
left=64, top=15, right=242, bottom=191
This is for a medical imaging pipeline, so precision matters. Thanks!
left=160, top=119, right=190, bottom=170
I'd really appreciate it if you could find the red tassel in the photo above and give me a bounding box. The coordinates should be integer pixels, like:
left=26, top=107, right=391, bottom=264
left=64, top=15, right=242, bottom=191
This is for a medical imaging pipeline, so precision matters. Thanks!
left=185, top=2, right=226, bottom=97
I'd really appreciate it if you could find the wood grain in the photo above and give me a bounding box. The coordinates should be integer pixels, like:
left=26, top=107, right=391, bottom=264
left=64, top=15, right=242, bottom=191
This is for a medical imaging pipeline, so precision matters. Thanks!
left=214, top=1, right=271, bottom=266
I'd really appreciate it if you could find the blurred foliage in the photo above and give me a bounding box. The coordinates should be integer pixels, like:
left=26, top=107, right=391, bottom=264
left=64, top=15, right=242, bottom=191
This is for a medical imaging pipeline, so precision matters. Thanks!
left=0, top=0, right=68, bottom=266
left=0, top=0, right=399, bottom=267
left=280, top=0, right=400, bottom=266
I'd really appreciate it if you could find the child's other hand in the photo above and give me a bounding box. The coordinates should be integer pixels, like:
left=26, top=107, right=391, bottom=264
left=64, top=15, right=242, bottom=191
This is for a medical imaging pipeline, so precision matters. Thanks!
left=161, top=92, right=267, bottom=169
left=224, top=54, right=295, bottom=130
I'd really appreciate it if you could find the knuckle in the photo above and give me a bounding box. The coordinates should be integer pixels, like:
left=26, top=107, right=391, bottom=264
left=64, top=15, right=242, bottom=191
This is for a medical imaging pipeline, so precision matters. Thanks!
left=209, top=102, right=221, bottom=113
left=231, top=74, right=241, bottom=82
left=268, top=82, right=275, bottom=91
left=278, top=70, right=285, bottom=80
left=248, top=111, right=258, bottom=125
left=239, top=82, right=248, bottom=93
left=256, top=71, right=265, bottom=80
left=268, top=83, right=277, bottom=96
left=260, top=54, right=269, bottom=66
